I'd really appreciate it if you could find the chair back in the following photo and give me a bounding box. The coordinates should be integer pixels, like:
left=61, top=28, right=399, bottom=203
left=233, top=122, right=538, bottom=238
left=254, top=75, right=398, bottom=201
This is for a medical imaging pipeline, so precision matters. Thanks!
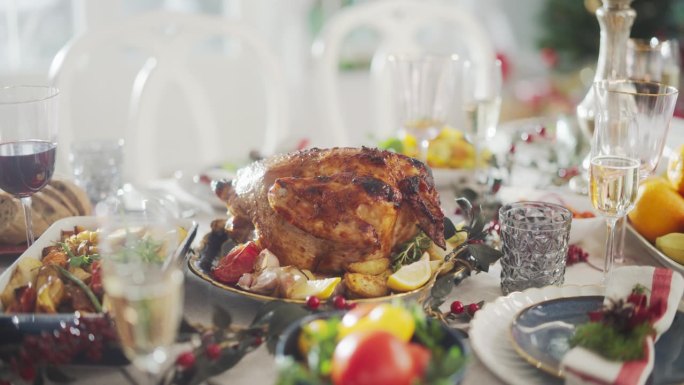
left=312, top=0, right=495, bottom=146
left=50, top=11, right=289, bottom=182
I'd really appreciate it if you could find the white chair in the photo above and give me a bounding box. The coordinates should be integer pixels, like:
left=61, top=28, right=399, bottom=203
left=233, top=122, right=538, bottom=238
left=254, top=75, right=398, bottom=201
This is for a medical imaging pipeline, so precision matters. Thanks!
left=49, top=10, right=289, bottom=183
left=312, top=0, right=496, bottom=147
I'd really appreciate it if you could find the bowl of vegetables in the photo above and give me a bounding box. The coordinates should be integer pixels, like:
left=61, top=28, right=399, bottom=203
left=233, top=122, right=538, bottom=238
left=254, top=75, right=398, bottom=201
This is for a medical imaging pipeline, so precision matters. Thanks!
left=274, top=303, right=468, bottom=385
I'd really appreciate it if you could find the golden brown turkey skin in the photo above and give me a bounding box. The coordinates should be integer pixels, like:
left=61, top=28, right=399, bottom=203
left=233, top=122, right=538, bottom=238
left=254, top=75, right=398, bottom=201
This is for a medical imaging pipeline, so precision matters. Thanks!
left=214, top=147, right=445, bottom=273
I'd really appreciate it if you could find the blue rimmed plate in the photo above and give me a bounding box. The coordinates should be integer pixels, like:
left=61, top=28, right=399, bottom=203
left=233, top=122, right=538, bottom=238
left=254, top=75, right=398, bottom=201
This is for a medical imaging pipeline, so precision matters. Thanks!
left=509, top=295, right=684, bottom=383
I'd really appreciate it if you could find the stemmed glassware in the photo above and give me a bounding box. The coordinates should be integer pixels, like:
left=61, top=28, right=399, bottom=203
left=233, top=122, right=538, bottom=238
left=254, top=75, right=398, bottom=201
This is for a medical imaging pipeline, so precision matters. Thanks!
left=388, top=54, right=456, bottom=163
left=100, top=209, right=185, bottom=381
left=590, top=79, right=679, bottom=278
left=0, top=86, right=59, bottom=245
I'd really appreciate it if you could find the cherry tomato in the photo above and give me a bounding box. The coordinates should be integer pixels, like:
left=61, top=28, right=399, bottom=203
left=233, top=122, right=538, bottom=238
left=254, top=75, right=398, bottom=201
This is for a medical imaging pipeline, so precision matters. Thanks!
left=18, top=286, right=37, bottom=313
left=331, top=331, right=417, bottom=385
left=212, top=241, right=261, bottom=284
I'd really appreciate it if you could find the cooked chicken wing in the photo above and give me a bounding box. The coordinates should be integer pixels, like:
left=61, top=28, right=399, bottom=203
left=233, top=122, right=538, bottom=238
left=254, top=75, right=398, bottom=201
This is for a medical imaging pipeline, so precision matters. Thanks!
left=214, top=147, right=445, bottom=273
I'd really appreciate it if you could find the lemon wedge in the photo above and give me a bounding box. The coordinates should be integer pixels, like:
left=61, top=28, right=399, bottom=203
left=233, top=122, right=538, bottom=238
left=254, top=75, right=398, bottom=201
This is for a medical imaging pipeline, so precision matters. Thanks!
left=387, top=256, right=432, bottom=292
left=289, top=277, right=341, bottom=300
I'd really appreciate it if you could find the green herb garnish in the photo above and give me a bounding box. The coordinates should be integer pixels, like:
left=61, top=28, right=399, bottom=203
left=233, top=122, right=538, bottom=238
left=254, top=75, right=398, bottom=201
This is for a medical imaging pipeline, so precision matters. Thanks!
left=391, top=231, right=432, bottom=271
left=112, top=236, right=165, bottom=264
left=570, top=321, right=654, bottom=361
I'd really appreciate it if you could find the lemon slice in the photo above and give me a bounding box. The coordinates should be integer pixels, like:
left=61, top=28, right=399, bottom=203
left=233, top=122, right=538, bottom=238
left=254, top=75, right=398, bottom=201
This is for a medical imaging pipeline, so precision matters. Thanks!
left=289, top=277, right=341, bottom=300
left=387, top=256, right=432, bottom=292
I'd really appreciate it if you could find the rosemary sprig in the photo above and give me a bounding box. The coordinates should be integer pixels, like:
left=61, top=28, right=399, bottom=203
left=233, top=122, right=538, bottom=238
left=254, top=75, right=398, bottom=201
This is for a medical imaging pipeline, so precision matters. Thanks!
left=391, top=231, right=432, bottom=271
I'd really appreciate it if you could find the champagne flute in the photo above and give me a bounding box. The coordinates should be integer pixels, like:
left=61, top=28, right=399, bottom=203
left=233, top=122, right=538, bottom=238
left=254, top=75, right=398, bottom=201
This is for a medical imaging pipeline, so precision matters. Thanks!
left=100, top=214, right=184, bottom=381
left=461, top=59, right=503, bottom=190
left=388, top=54, right=456, bottom=163
left=590, top=80, right=642, bottom=279
left=0, top=86, right=59, bottom=245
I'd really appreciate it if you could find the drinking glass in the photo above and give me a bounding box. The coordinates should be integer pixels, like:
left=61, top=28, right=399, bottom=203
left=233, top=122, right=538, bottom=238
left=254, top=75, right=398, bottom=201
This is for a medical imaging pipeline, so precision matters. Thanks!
left=100, top=214, right=184, bottom=380
left=499, top=201, right=572, bottom=295
left=590, top=80, right=650, bottom=279
left=461, top=59, right=503, bottom=190
left=70, top=139, right=124, bottom=205
left=388, top=54, right=457, bottom=162
left=0, top=86, right=59, bottom=245
left=627, top=38, right=681, bottom=87
left=612, top=43, right=682, bottom=262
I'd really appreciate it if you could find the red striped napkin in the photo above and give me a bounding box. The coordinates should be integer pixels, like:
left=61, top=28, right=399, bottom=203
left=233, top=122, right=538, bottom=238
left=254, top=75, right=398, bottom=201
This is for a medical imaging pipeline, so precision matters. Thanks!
left=561, top=266, right=684, bottom=385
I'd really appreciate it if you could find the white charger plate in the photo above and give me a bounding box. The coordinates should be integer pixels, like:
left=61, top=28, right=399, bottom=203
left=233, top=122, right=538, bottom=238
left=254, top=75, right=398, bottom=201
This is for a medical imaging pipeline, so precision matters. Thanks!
left=469, top=285, right=603, bottom=385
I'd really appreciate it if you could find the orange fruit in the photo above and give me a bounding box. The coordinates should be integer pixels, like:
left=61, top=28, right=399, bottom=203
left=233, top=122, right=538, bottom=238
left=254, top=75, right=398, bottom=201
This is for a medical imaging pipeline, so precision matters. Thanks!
left=628, top=177, right=684, bottom=243
left=667, top=144, right=684, bottom=195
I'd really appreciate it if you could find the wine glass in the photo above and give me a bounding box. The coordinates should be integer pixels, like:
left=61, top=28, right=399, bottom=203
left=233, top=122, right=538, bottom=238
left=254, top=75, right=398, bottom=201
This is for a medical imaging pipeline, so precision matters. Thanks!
left=388, top=54, right=457, bottom=163
left=627, top=37, right=681, bottom=87
left=100, top=212, right=184, bottom=381
left=0, top=86, right=59, bottom=245
left=590, top=80, right=649, bottom=279
left=461, top=59, right=503, bottom=189
left=612, top=47, right=681, bottom=262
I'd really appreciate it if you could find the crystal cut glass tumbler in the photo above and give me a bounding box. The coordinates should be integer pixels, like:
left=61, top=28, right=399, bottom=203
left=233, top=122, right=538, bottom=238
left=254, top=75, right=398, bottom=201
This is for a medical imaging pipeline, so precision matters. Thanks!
left=499, top=201, right=572, bottom=294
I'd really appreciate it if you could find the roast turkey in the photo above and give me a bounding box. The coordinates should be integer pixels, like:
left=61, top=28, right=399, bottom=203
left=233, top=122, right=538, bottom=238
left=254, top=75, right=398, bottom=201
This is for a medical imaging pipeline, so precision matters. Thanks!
left=213, top=147, right=445, bottom=273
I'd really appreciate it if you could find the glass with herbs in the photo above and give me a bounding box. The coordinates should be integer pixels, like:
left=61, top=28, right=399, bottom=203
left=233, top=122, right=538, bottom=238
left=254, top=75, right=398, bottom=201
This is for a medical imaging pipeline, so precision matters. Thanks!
left=100, top=214, right=184, bottom=379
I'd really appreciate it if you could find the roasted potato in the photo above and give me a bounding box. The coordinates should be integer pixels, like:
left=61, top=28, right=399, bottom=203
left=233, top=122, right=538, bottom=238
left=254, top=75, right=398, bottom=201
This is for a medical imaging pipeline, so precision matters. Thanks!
left=344, top=271, right=390, bottom=298
left=0, top=257, right=42, bottom=309
left=346, top=258, right=390, bottom=275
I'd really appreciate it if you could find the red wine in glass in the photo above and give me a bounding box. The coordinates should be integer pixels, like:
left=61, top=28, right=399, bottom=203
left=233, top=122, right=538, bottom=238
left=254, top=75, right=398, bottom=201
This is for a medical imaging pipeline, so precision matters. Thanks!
left=0, top=140, right=56, bottom=198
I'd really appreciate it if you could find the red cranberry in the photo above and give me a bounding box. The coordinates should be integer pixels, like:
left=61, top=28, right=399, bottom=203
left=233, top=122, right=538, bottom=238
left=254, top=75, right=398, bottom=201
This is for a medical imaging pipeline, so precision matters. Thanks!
left=467, top=303, right=480, bottom=315
left=206, top=343, right=221, bottom=360
left=450, top=301, right=464, bottom=314
left=176, top=351, right=196, bottom=369
left=333, top=295, right=347, bottom=310
left=306, top=296, right=321, bottom=310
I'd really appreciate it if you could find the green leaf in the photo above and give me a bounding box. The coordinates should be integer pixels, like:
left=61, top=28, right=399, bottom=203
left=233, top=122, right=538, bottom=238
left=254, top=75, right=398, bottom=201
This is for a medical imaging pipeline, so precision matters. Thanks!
left=212, top=305, right=233, bottom=329
left=431, top=275, right=454, bottom=300
left=467, top=244, right=502, bottom=273
left=454, top=198, right=473, bottom=222
left=443, top=217, right=457, bottom=240
left=44, top=366, right=74, bottom=383
left=251, top=301, right=291, bottom=327
left=266, top=305, right=310, bottom=353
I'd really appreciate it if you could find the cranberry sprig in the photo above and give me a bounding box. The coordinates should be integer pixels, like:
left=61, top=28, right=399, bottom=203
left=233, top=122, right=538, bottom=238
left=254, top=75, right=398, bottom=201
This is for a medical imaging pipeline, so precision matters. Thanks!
left=566, top=244, right=589, bottom=265
left=587, top=284, right=663, bottom=333
left=306, top=295, right=357, bottom=311
left=9, top=315, right=119, bottom=382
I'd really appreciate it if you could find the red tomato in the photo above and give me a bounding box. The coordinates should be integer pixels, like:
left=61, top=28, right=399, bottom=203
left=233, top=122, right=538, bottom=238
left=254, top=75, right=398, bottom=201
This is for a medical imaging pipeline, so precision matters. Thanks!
left=407, top=343, right=431, bottom=378
left=331, top=331, right=417, bottom=385
left=211, top=242, right=261, bottom=284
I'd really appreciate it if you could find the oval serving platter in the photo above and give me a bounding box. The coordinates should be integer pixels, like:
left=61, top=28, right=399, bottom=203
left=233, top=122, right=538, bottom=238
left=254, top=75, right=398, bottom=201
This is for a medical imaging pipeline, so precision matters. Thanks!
left=186, top=252, right=432, bottom=305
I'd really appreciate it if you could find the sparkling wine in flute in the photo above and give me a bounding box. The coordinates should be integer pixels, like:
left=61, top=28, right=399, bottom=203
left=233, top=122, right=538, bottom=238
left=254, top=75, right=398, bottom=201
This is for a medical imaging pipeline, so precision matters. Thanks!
left=104, top=269, right=184, bottom=372
left=590, top=156, right=639, bottom=218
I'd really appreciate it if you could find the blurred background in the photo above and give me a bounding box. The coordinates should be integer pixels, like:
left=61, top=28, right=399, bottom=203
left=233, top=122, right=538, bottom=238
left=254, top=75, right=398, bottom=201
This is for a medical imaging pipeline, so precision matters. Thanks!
left=1, top=0, right=683, bottom=179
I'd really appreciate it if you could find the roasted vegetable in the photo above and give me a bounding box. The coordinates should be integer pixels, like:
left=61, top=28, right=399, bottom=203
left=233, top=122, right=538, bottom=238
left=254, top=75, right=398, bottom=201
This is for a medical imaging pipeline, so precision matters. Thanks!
left=344, top=271, right=391, bottom=298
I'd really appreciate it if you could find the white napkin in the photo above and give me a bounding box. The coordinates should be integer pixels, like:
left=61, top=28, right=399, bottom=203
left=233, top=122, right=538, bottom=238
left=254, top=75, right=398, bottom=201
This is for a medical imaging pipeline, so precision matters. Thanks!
left=562, top=266, right=684, bottom=385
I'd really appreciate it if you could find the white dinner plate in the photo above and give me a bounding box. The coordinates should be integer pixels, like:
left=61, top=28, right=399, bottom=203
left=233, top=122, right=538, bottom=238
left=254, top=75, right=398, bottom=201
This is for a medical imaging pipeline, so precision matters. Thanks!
left=469, top=285, right=603, bottom=385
